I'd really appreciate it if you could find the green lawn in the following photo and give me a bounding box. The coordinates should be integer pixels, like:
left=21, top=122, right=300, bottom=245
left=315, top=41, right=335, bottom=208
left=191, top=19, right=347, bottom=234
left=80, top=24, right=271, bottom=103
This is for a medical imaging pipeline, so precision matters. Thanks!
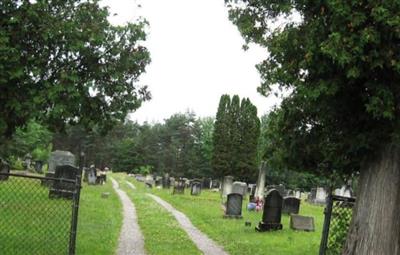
left=112, top=173, right=202, bottom=255
left=76, top=180, right=122, bottom=255
left=126, top=174, right=324, bottom=255
left=0, top=174, right=122, bottom=255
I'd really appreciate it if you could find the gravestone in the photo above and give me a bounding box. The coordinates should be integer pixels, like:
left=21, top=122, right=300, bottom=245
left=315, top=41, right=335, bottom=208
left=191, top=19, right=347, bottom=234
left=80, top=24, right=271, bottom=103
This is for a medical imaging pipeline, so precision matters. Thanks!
left=294, top=190, right=301, bottom=199
left=339, top=185, right=353, bottom=198
left=145, top=174, right=154, bottom=188
left=23, top=153, right=32, bottom=170
left=87, top=166, right=97, bottom=185
left=222, top=176, right=234, bottom=199
left=173, top=178, right=185, bottom=194
left=232, top=181, right=247, bottom=196
left=49, top=165, right=79, bottom=199
left=255, top=162, right=267, bottom=201
left=307, top=188, right=317, bottom=203
left=190, top=180, right=202, bottom=195
left=224, top=193, right=243, bottom=219
left=315, top=187, right=328, bottom=204
left=256, top=189, right=283, bottom=231
left=162, top=173, right=170, bottom=189
left=211, top=179, right=220, bottom=189
left=282, top=197, right=301, bottom=214
left=34, top=160, right=43, bottom=173
left=202, top=178, right=212, bottom=189
left=290, top=215, right=315, bottom=231
left=0, top=159, right=10, bottom=181
left=48, top=151, right=76, bottom=173
left=155, top=176, right=163, bottom=188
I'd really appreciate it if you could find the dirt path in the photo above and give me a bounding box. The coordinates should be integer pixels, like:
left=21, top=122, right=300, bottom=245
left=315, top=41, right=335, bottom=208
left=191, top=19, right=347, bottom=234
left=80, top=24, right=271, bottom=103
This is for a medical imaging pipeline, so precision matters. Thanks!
left=147, top=193, right=228, bottom=255
left=126, top=181, right=136, bottom=190
left=111, top=178, right=146, bottom=255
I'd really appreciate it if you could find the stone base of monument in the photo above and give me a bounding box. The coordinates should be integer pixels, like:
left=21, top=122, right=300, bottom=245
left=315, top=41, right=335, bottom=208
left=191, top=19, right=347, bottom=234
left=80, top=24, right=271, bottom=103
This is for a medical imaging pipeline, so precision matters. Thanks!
left=255, top=222, right=283, bottom=231
left=223, top=214, right=243, bottom=219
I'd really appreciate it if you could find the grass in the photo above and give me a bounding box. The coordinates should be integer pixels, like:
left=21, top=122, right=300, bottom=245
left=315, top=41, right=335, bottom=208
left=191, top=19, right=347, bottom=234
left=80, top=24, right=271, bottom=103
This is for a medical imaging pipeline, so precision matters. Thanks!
left=112, top=173, right=202, bottom=255
left=138, top=176, right=324, bottom=255
left=76, top=180, right=122, bottom=255
left=0, top=174, right=122, bottom=255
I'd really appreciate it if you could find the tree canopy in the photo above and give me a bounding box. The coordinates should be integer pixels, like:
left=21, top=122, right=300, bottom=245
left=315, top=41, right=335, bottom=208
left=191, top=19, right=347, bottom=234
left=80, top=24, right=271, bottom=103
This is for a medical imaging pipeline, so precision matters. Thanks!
left=0, top=0, right=151, bottom=140
left=226, top=0, right=400, bottom=177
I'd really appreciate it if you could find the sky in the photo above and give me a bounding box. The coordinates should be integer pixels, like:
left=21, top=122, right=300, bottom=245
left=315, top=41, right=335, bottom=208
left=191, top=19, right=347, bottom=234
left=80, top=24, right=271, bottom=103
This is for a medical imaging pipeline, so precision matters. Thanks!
left=101, top=0, right=282, bottom=124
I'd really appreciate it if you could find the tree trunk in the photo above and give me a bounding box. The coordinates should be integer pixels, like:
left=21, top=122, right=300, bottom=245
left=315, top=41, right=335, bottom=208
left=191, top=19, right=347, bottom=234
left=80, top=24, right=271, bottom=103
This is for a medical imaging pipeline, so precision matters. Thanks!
left=342, top=144, right=400, bottom=255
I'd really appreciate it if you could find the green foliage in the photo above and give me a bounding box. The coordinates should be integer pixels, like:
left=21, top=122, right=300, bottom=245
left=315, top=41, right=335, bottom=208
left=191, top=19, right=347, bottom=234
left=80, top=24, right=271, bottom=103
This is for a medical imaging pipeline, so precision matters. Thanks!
left=226, top=0, right=400, bottom=177
left=0, top=0, right=150, bottom=139
left=212, top=95, right=260, bottom=181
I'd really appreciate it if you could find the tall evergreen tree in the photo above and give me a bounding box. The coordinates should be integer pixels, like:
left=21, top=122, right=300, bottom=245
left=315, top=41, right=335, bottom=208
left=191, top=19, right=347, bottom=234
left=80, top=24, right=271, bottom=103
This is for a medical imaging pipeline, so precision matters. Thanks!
left=211, top=95, right=231, bottom=178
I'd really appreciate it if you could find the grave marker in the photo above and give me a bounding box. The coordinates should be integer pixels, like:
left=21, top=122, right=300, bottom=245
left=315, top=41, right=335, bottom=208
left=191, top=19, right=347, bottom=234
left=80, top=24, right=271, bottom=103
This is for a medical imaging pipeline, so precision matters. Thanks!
left=49, top=165, right=79, bottom=199
left=224, top=193, right=243, bottom=219
left=282, top=197, right=301, bottom=214
left=190, top=180, right=202, bottom=195
left=48, top=150, right=76, bottom=173
left=256, top=189, right=283, bottom=231
left=290, top=215, right=315, bottom=231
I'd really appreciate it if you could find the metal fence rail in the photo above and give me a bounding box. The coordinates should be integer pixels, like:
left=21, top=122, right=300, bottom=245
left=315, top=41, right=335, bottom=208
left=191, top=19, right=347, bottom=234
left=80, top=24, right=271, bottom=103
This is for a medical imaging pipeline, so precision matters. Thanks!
left=0, top=173, right=81, bottom=255
left=319, top=195, right=356, bottom=255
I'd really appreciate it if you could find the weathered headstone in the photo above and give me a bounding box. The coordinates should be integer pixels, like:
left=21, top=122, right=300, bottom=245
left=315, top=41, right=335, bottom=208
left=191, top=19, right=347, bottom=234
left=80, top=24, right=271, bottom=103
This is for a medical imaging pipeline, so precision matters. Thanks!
left=224, top=193, right=243, bottom=219
left=49, top=165, right=79, bottom=199
left=190, top=180, right=202, bottom=195
left=172, top=178, right=185, bottom=194
left=339, top=185, right=353, bottom=198
left=211, top=179, right=220, bottom=189
left=294, top=190, right=301, bottom=199
left=232, top=181, right=247, bottom=196
left=0, top=158, right=10, bottom=181
left=202, top=178, right=212, bottom=189
left=255, top=162, right=267, bottom=201
left=256, top=189, right=283, bottom=231
left=222, top=176, right=234, bottom=200
left=290, top=214, right=315, bottom=231
left=87, top=166, right=97, bottom=185
left=282, top=197, right=301, bottom=214
left=249, top=184, right=257, bottom=202
left=315, top=187, right=328, bottom=204
left=145, top=174, right=154, bottom=188
left=23, top=153, right=32, bottom=170
left=48, top=151, right=76, bottom=173
left=162, top=173, right=170, bottom=189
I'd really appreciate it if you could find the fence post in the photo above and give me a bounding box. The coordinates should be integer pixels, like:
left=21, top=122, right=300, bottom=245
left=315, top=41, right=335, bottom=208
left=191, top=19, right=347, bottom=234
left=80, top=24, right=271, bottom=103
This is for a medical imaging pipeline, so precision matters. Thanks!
left=69, top=152, right=84, bottom=255
left=319, top=194, right=333, bottom=255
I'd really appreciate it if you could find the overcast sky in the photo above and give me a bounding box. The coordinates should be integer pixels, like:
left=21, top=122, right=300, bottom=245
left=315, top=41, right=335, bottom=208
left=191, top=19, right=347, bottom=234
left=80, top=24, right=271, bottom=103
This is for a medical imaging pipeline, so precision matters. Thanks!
left=101, top=0, right=282, bottom=123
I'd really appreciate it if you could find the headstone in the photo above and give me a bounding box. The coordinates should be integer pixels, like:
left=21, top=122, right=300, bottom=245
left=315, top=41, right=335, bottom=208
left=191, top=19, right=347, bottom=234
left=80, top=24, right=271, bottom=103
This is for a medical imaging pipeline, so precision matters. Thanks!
left=155, top=176, right=162, bottom=188
left=222, top=176, right=234, bottom=199
left=232, top=181, right=247, bottom=196
left=282, top=197, right=301, bottom=214
left=48, top=151, right=76, bottom=173
left=162, top=173, right=170, bottom=188
left=249, top=184, right=257, bottom=202
left=0, top=158, right=10, bottom=181
left=294, top=190, right=301, bottom=199
left=211, top=179, right=220, bottom=189
left=224, top=193, right=243, bottom=218
left=172, top=178, right=185, bottom=194
left=340, top=185, right=353, bottom=198
left=49, top=165, right=79, bottom=199
left=87, top=166, right=97, bottom=185
left=145, top=174, right=154, bottom=188
left=307, top=188, right=317, bottom=203
left=290, top=215, right=315, bottom=231
left=315, top=187, right=328, bottom=204
left=256, top=189, right=283, bottom=231
left=190, top=180, right=202, bottom=195
left=23, top=153, right=32, bottom=170
left=255, top=162, right=267, bottom=201
left=34, top=160, right=43, bottom=173
left=202, top=178, right=211, bottom=189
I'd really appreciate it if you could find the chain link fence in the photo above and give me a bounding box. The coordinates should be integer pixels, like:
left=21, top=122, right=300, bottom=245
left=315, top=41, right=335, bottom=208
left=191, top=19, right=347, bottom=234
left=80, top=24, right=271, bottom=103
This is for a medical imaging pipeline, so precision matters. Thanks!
left=0, top=172, right=81, bottom=255
left=319, top=195, right=356, bottom=255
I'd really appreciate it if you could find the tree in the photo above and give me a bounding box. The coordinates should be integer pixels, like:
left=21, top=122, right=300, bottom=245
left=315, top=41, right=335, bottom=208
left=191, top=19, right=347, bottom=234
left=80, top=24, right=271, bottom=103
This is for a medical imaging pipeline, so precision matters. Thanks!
left=212, top=94, right=260, bottom=181
left=0, top=0, right=150, bottom=142
left=212, top=95, right=232, bottom=178
left=227, top=1, right=400, bottom=253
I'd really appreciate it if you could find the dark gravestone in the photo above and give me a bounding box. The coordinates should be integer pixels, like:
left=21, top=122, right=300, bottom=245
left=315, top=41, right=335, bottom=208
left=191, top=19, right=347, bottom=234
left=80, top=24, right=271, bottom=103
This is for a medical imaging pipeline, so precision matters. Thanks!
left=202, top=178, right=211, bottom=189
left=190, top=180, right=202, bottom=195
left=49, top=165, right=79, bottom=199
left=41, top=172, right=55, bottom=187
left=224, top=193, right=243, bottom=219
left=290, top=214, right=315, bottom=231
left=0, top=159, right=10, bottom=181
left=282, top=197, right=301, bottom=214
left=256, top=189, right=283, bottom=231
left=34, top=160, right=43, bottom=174
left=173, top=179, right=185, bottom=194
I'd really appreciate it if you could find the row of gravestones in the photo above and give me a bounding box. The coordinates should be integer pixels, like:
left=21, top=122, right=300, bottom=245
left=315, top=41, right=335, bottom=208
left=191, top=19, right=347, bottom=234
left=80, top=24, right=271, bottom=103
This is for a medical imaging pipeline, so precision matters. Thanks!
left=83, top=166, right=107, bottom=185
